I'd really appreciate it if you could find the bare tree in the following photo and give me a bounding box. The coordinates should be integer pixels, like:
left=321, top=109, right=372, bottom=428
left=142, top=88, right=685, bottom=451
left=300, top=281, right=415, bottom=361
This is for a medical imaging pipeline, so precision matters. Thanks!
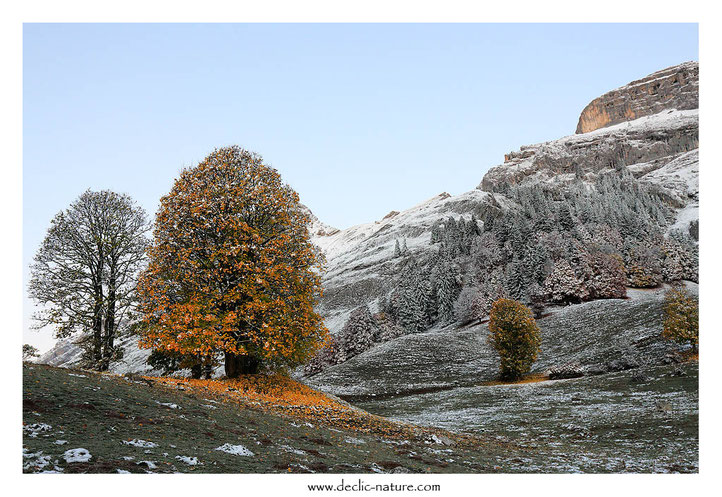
left=29, top=190, right=149, bottom=370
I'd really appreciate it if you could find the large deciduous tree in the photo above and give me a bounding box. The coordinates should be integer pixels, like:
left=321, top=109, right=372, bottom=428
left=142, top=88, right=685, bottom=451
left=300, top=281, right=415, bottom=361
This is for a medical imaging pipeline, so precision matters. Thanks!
left=138, top=146, right=327, bottom=377
left=29, top=190, right=150, bottom=370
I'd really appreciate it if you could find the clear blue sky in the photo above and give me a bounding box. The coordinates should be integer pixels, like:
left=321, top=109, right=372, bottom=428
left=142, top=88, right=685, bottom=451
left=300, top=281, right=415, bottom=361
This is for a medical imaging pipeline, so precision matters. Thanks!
left=23, top=23, right=698, bottom=352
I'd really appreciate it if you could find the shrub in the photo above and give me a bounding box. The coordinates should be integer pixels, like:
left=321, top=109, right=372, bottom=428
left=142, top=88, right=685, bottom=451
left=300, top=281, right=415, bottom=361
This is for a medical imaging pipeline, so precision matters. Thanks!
left=488, top=298, right=541, bottom=380
left=23, top=344, right=40, bottom=361
left=662, top=285, right=698, bottom=352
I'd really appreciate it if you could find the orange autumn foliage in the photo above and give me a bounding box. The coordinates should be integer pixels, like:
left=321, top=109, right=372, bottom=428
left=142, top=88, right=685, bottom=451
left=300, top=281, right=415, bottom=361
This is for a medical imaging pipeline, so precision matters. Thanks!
left=138, top=146, right=327, bottom=370
left=155, top=373, right=334, bottom=408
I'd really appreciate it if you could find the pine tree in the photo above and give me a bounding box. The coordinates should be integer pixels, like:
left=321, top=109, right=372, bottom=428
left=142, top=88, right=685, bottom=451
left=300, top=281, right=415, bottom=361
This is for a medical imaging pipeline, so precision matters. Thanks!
left=506, top=257, right=528, bottom=302
left=434, top=258, right=460, bottom=323
left=336, top=305, right=380, bottom=358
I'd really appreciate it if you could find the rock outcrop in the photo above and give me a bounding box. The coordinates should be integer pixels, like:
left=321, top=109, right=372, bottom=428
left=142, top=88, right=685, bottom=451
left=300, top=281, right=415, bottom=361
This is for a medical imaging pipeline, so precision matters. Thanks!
left=576, top=61, right=698, bottom=134
left=478, top=62, right=699, bottom=235
left=479, top=108, right=698, bottom=192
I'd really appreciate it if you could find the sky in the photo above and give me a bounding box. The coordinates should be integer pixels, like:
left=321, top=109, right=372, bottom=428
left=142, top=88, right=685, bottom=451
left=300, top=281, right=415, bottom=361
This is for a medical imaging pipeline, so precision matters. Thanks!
left=23, top=23, right=699, bottom=353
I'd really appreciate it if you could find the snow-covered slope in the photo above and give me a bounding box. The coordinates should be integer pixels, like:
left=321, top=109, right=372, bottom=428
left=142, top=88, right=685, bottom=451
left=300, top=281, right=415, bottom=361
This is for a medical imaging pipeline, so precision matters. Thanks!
left=312, top=189, right=512, bottom=334
left=480, top=109, right=698, bottom=192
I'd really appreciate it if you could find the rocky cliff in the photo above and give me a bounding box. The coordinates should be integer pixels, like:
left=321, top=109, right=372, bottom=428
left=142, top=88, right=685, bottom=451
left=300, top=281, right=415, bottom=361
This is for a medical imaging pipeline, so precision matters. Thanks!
left=479, top=62, right=699, bottom=236
left=575, top=61, right=698, bottom=134
left=480, top=108, right=698, bottom=193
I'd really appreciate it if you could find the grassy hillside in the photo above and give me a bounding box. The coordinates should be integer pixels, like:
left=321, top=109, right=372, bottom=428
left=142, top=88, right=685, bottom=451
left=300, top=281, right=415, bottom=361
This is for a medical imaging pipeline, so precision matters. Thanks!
left=24, top=363, right=529, bottom=474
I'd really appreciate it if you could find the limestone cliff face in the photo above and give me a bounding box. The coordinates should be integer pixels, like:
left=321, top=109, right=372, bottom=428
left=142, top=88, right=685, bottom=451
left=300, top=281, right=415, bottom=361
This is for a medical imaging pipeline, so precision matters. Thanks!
left=479, top=109, right=698, bottom=193
left=576, top=61, right=698, bottom=134
left=479, top=62, right=699, bottom=197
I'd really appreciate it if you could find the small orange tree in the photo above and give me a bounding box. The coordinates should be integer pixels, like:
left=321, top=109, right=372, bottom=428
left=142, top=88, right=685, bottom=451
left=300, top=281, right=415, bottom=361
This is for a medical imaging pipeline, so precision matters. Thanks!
left=488, top=298, right=541, bottom=381
left=138, top=146, right=327, bottom=377
left=662, top=285, right=698, bottom=352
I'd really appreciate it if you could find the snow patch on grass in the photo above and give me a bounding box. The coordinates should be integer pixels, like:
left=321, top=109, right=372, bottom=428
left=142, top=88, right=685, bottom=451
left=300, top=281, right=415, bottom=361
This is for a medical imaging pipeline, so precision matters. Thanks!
left=176, top=455, right=200, bottom=465
left=63, top=448, right=92, bottom=463
left=23, top=448, right=55, bottom=471
left=280, top=445, right=307, bottom=455
left=123, top=439, right=158, bottom=448
left=23, top=423, right=52, bottom=438
left=215, top=443, right=254, bottom=456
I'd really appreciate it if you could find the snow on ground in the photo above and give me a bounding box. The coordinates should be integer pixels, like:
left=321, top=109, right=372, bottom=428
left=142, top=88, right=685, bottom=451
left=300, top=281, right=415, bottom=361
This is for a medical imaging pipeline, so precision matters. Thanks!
left=175, top=455, right=200, bottom=465
left=315, top=189, right=493, bottom=269
left=23, top=448, right=54, bottom=471
left=481, top=108, right=698, bottom=193
left=280, top=445, right=307, bottom=455
left=63, top=448, right=92, bottom=463
left=669, top=203, right=699, bottom=234
left=23, top=423, right=52, bottom=438
left=214, top=443, right=254, bottom=456
left=123, top=439, right=158, bottom=448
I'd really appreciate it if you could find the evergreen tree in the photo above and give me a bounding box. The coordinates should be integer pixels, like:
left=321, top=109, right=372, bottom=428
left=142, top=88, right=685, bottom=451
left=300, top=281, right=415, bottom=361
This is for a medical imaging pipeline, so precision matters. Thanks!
left=337, top=305, right=380, bottom=358
left=433, top=258, right=460, bottom=323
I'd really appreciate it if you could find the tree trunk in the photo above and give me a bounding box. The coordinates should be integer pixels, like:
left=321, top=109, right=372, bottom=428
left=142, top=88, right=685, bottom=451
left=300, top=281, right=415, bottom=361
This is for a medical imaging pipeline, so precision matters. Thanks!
left=92, top=284, right=104, bottom=369
left=101, top=272, right=117, bottom=372
left=190, top=363, right=202, bottom=379
left=224, top=352, right=261, bottom=377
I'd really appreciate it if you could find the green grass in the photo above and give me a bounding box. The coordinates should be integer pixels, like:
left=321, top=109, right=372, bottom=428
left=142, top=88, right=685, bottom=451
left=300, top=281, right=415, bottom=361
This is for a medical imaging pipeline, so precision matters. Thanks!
left=23, top=363, right=526, bottom=474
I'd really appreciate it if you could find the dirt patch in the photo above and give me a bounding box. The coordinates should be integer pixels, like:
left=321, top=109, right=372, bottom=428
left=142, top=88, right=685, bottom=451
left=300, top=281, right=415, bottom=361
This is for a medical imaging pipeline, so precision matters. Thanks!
left=23, top=397, right=52, bottom=413
left=63, top=458, right=147, bottom=474
left=104, top=410, right=127, bottom=419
